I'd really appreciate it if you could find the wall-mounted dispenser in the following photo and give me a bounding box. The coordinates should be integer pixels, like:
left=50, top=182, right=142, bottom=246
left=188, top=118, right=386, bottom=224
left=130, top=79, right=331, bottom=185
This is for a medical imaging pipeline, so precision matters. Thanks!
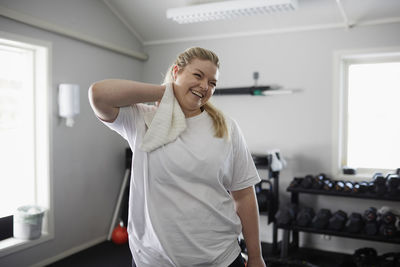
left=58, top=83, right=80, bottom=127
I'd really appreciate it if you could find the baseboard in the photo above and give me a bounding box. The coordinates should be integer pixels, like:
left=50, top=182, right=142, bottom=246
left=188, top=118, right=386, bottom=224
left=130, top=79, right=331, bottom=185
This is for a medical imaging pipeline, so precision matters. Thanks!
left=30, top=235, right=108, bottom=267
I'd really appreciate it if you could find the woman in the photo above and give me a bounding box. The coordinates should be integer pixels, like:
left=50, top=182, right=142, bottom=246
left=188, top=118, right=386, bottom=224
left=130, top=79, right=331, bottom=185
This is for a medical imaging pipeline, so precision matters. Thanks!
left=89, top=47, right=266, bottom=267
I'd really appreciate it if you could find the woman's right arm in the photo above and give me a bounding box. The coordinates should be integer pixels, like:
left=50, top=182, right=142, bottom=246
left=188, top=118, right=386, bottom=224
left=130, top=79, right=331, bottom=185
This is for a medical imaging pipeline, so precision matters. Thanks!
left=88, top=79, right=166, bottom=122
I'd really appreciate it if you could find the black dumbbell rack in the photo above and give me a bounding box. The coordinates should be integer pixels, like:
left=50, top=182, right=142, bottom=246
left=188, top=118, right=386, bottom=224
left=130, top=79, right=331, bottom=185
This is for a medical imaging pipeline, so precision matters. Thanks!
left=278, top=184, right=400, bottom=258
left=252, top=155, right=281, bottom=254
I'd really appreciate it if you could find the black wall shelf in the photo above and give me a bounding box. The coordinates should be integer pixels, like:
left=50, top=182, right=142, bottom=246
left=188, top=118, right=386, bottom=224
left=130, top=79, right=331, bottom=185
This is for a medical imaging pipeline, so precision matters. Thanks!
left=214, top=86, right=276, bottom=96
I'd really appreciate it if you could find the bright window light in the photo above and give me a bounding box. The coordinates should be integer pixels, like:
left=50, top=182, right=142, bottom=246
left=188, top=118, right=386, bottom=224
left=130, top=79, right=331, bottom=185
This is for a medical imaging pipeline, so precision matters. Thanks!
left=346, top=62, right=400, bottom=169
left=0, top=45, right=35, bottom=218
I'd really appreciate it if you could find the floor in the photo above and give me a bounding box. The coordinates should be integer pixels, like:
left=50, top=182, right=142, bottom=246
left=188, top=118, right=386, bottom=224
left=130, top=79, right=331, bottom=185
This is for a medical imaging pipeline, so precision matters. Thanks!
left=46, top=241, right=357, bottom=267
left=46, top=241, right=132, bottom=267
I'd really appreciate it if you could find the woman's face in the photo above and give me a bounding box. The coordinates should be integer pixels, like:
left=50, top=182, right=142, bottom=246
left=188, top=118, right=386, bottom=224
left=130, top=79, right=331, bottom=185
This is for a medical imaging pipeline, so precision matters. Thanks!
left=173, top=58, right=219, bottom=118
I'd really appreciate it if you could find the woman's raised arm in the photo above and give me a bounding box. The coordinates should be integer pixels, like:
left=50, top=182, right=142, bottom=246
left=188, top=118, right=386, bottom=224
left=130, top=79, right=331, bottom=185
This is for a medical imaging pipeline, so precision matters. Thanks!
left=88, top=79, right=165, bottom=122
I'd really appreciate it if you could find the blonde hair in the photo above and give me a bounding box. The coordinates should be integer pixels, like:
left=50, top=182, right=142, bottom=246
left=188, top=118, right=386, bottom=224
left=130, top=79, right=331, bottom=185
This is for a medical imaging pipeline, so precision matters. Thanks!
left=164, top=47, right=228, bottom=139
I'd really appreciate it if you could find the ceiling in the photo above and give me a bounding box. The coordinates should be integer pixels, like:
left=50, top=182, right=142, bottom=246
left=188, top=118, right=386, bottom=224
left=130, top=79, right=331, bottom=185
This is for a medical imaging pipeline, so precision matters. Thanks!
left=102, top=0, right=400, bottom=46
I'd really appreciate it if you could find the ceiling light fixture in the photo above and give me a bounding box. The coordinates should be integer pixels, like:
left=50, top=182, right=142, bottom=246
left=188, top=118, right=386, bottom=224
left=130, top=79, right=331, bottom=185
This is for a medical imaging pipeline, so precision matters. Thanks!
left=166, top=0, right=298, bottom=24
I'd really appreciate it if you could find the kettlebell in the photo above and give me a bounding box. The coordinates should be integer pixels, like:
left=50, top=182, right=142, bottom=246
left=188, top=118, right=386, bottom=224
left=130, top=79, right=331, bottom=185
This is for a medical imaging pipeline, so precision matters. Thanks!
left=112, top=220, right=128, bottom=245
left=255, top=180, right=273, bottom=212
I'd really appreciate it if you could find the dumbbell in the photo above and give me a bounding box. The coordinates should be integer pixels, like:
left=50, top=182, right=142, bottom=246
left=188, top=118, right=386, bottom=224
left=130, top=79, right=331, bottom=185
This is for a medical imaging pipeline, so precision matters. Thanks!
left=311, top=174, right=326, bottom=190
left=373, top=173, right=387, bottom=196
left=275, top=204, right=298, bottom=226
left=312, top=209, right=332, bottom=230
left=328, top=210, right=348, bottom=231
left=379, top=211, right=398, bottom=237
left=296, top=207, right=315, bottom=227
left=301, top=175, right=313, bottom=189
left=288, top=177, right=303, bottom=189
left=353, top=247, right=378, bottom=267
left=333, top=180, right=345, bottom=192
left=345, top=212, right=364, bottom=233
left=386, top=174, right=400, bottom=196
left=379, top=224, right=397, bottom=237
left=255, top=180, right=273, bottom=212
left=363, top=207, right=378, bottom=235
left=380, top=252, right=400, bottom=267
left=352, top=181, right=368, bottom=194
left=343, top=181, right=354, bottom=193
left=323, top=179, right=334, bottom=191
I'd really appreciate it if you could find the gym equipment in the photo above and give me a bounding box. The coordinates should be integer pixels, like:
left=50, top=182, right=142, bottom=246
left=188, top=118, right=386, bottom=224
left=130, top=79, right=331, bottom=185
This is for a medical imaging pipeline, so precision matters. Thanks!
left=343, top=181, right=354, bottom=193
left=296, top=207, right=315, bottom=227
left=379, top=224, right=397, bottom=237
left=301, top=175, right=313, bottom=189
left=379, top=252, right=400, bottom=267
left=333, top=180, right=345, bottom=192
left=345, top=212, right=364, bottom=233
left=364, top=207, right=378, bottom=222
left=377, top=207, right=399, bottom=238
left=275, top=204, right=298, bottom=226
left=364, top=221, right=379, bottom=236
left=373, top=173, right=387, bottom=196
left=323, top=179, right=334, bottom=191
left=311, top=209, right=331, bottom=230
left=352, top=182, right=368, bottom=194
left=311, top=173, right=327, bottom=189
left=387, top=174, right=400, bottom=196
left=353, top=247, right=378, bottom=267
left=381, top=211, right=397, bottom=225
left=253, top=150, right=285, bottom=254
left=288, top=177, right=302, bottom=189
left=363, top=207, right=378, bottom=235
left=111, top=221, right=128, bottom=245
left=328, top=210, right=347, bottom=231
left=255, top=180, right=273, bottom=212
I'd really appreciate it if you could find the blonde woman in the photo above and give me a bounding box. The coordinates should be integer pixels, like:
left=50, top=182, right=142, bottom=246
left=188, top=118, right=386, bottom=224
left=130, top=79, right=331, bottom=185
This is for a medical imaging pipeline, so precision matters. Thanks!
left=89, top=47, right=266, bottom=267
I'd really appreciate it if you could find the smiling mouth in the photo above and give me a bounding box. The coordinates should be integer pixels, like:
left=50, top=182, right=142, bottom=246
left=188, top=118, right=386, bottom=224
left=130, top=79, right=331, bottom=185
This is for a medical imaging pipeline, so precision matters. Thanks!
left=190, top=89, right=204, bottom=98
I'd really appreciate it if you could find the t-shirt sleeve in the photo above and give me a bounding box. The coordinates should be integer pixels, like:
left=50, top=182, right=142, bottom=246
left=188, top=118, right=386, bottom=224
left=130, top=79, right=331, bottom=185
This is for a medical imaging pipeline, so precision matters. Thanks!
left=229, top=120, right=261, bottom=191
left=98, top=103, right=153, bottom=142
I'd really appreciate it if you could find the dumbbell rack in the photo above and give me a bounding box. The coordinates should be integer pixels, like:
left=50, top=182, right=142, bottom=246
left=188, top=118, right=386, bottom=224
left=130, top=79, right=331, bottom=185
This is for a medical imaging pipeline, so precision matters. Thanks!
left=252, top=155, right=281, bottom=254
left=278, top=186, right=400, bottom=258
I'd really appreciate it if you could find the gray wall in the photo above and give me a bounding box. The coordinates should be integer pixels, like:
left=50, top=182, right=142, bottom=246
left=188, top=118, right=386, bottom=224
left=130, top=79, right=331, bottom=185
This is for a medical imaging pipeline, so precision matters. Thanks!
left=142, top=23, right=400, bottom=254
left=0, top=0, right=144, bottom=266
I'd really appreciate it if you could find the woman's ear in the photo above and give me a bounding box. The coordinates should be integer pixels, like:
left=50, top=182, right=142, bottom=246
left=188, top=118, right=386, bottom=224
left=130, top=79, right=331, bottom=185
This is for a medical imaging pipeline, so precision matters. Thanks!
left=172, top=65, right=179, bottom=80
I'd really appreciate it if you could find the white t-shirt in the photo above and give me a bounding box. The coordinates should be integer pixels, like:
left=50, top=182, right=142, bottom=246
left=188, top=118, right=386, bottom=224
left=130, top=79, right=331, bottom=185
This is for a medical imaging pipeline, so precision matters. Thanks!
left=101, top=104, right=260, bottom=267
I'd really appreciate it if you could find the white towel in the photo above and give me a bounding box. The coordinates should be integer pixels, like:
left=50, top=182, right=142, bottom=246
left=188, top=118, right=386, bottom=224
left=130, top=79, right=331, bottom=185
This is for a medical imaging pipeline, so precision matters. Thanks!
left=140, top=82, right=186, bottom=152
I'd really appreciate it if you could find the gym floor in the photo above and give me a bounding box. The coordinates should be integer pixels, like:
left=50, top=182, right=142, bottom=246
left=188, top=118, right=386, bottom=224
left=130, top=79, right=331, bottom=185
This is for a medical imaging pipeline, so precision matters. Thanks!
left=46, top=241, right=355, bottom=267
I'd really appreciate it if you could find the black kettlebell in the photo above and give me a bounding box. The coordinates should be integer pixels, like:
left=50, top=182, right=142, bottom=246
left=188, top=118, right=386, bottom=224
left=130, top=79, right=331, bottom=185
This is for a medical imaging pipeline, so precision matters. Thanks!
left=255, top=180, right=273, bottom=212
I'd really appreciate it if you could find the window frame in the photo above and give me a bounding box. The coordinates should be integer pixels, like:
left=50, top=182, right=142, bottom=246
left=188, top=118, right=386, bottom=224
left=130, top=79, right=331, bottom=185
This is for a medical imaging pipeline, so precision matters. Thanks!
left=0, top=30, right=54, bottom=257
left=332, top=47, right=400, bottom=179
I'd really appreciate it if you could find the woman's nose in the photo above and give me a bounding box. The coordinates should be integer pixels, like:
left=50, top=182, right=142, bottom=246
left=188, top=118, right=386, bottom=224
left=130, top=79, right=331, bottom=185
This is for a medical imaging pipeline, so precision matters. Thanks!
left=200, top=79, right=209, bottom=91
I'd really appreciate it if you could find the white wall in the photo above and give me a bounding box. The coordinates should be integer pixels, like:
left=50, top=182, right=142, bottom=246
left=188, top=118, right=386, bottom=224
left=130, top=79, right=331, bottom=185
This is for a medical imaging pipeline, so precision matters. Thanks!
left=142, top=23, right=400, bottom=254
left=0, top=0, right=144, bottom=266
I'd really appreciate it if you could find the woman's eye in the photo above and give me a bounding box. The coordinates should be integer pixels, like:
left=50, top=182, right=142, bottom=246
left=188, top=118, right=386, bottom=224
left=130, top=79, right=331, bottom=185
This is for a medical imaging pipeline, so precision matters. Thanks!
left=210, top=82, right=216, bottom=87
left=194, top=73, right=201, bottom=78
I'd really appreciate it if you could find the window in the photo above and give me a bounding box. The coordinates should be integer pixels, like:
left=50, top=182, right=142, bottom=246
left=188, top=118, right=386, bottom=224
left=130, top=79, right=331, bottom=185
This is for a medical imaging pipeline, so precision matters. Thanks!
left=333, top=48, right=400, bottom=176
left=0, top=31, right=53, bottom=256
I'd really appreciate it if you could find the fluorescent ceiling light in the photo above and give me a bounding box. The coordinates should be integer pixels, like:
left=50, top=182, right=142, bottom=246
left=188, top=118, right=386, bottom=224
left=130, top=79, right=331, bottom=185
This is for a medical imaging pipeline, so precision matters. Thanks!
left=166, top=0, right=298, bottom=24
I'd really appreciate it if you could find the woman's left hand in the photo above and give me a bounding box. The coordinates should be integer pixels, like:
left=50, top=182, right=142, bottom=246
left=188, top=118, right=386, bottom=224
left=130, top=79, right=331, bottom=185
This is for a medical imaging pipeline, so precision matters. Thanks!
left=247, top=256, right=266, bottom=267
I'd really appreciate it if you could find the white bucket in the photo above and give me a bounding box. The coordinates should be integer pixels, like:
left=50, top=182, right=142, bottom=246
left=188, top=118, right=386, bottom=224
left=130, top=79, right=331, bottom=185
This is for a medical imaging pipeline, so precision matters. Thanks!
left=13, top=205, right=46, bottom=240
